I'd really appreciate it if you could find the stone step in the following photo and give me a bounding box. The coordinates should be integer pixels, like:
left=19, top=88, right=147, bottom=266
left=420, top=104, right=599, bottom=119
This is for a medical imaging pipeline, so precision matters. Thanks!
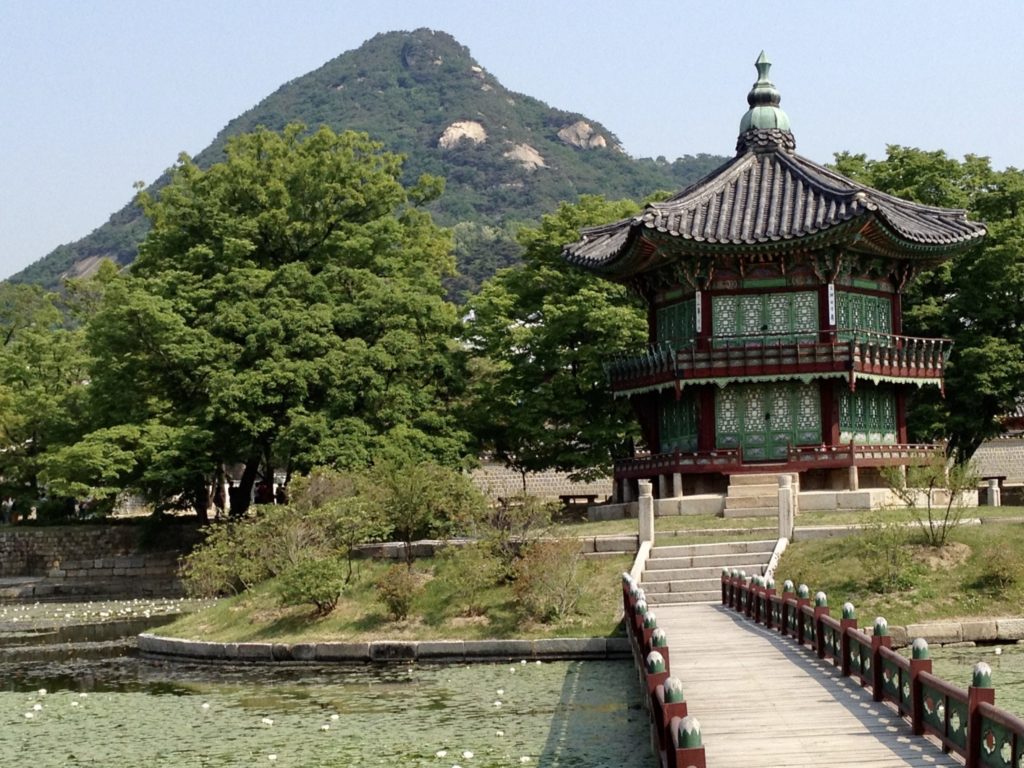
left=643, top=564, right=765, bottom=582
left=649, top=540, right=776, bottom=559
left=728, top=472, right=797, bottom=486
left=645, top=551, right=775, bottom=571
left=724, top=494, right=776, bottom=509
left=726, top=484, right=778, bottom=498
left=646, top=590, right=721, bottom=605
left=722, top=506, right=778, bottom=519
left=641, top=577, right=721, bottom=595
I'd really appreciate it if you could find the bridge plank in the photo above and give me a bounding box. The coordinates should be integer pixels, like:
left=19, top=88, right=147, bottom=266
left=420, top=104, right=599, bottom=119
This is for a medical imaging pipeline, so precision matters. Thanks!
left=656, top=604, right=961, bottom=767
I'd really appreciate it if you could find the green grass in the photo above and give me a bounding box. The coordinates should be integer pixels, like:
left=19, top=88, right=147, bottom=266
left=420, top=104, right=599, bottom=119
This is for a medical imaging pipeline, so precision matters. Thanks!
left=775, top=520, right=1024, bottom=626
left=160, top=552, right=633, bottom=643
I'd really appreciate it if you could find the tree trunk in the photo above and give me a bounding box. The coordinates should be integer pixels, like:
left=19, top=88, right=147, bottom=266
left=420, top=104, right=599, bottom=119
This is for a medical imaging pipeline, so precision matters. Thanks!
left=234, top=455, right=261, bottom=517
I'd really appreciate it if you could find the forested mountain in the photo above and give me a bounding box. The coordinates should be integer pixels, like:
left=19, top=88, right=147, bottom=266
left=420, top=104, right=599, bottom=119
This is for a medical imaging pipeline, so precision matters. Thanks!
left=13, top=29, right=725, bottom=295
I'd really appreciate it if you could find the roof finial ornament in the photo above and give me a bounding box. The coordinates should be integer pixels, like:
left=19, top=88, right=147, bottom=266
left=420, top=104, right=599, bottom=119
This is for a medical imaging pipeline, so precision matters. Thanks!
left=738, top=51, right=794, bottom=154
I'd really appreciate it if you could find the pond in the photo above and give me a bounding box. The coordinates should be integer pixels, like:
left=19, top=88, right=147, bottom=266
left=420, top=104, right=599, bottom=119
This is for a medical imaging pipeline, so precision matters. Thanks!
left=918, top=642, right=1024, bottom=717
left=0, top=655, right=649, bottom=767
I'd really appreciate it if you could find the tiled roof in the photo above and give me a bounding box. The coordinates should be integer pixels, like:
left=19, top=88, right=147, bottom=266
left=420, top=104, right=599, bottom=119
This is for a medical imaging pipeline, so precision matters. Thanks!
left=565, top=132, right=986, bottom=271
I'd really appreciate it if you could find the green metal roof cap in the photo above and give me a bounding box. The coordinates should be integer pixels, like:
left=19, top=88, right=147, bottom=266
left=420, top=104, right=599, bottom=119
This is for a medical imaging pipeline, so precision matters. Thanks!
left=739, top=52, right=791, bottom=133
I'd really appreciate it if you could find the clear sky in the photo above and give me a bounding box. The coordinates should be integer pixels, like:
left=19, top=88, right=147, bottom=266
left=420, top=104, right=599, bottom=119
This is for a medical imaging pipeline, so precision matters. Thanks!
left=2, top=0, right=1022, bottom=280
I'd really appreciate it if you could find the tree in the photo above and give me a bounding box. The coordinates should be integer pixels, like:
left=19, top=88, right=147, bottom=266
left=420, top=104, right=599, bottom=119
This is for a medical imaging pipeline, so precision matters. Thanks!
left=833, top=147, right=1024, bottom=463
left=69, top=124, right=470, bottom=517
left=464, top=196, right=647, bottom=481
left=0, top=283, right=92, bottom=509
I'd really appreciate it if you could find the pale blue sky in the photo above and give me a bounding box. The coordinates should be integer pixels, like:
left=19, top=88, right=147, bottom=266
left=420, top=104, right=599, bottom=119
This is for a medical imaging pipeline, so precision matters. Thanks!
left=2, top=0, right=1022, bottom=280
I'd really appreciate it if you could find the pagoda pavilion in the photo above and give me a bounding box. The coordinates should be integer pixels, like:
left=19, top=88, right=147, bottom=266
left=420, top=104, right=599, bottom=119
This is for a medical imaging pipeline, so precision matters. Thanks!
left=563, top=54, right=986, bottom=503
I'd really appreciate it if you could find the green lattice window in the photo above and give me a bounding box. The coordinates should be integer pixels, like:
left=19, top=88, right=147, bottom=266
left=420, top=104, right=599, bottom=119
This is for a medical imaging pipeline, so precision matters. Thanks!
left=836, top=292, right=892, bottom=339
left=839, top=384, right=897, bottom=444
left=656, top=299, right=696, bottom=347
left=659, top=392, right=698, bottom=452
left=712, top=292, right=818, bottom=345
left=715, top=382, right=820, bottom=460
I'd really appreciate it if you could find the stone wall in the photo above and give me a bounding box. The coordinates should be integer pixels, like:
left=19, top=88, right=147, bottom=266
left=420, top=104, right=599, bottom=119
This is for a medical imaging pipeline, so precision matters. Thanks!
left=0, top=523, right=203, bottom=598
left=470, top=462, right=612, bottom=502
left=971, top=438, right=1024, bottom=484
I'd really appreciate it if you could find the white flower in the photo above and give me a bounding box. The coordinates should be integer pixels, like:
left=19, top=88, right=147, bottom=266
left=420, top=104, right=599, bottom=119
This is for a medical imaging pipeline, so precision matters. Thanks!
left=496, top=689, right=504, bottom=696
left=201, top=702, right=210, bottom=710
left=435, top=750, right=448, bottom=758
left=493, top=700, right=502, bottom=707
left=320, top=724, right=330, bottom=731
left=495, top=730, right=504, bottom=737
left=37, top=689, right=47, bottom=696
left=268, top=756, right=277, bottom=762
left=520, top=757, right=531, bottom=764
left=24, top=712, right=34, bottom=719
left=330, top=714, right=339, bottom=721
left=32, top=704, right=42, bottom=711
left=261, top=717, right=274, bottom=726
left=70, top=701, right=79, bottom=708
left=462, top=751, right=474, bottom=759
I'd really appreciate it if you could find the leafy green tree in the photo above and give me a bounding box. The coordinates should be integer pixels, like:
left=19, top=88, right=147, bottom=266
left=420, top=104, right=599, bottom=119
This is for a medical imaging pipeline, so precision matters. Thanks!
left=370, top=460, right=486, bottom=567
left=464, top=195, right=647, bottom=481
left=68, top=124, right=470, bottom=517
left=833, top=147, right=1024, bottom=462
left=0, top=283, right=91, bottom=508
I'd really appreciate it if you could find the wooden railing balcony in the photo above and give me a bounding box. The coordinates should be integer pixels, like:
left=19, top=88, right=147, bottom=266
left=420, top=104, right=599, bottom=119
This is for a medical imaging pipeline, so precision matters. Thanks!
left=604, top=330, right=953, bottom=392
left=614, top=443, right=941, bottom=478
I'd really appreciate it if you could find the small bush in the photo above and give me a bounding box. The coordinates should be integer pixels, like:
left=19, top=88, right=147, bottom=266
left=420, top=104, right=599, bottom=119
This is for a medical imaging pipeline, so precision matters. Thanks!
left=376, top=565, right=421, bottom=620
left=278, top=557, right=348, bottom=616
left=513, top=538, right=585, bottom=622
left=855, top=515, right=917, bottom=592
left=436, top=543, right=502, bottom=616
left=478, top=495, right=555, bottom=579
left=975, top=542, right=1023, bottom=591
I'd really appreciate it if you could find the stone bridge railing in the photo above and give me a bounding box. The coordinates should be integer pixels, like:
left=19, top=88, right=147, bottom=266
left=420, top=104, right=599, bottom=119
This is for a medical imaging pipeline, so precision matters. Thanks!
left=721, top=571, right=1024, bottom=768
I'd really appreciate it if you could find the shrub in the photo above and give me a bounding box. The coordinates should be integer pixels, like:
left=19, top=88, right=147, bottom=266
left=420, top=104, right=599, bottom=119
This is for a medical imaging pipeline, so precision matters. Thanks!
left=436, top=543, right=502, bottom=616
left=475, top=495, right=555, bottom=579
left=882, top=456, right=979, bottom=547
left=975, top=542, right=1023, bottom=591
left=278, top=557, right=348, bottom=616
left=513, top=538, right=585, bottom=622
left=855, top=515, right=917, bottom=592
left=376, top=564, right=421, bottom=620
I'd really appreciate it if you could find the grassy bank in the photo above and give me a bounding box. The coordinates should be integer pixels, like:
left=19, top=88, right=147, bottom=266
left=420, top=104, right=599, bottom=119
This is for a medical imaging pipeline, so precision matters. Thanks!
left=160, top=552, right=633, bottom=643
left=775, top=520, right=1024, bottom=626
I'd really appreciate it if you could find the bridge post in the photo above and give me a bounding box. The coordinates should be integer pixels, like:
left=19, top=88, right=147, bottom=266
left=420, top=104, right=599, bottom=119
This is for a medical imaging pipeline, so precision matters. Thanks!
left=777, top=475, right=795, bottom=539
left=780, top=581, right=795, bottom=637
left=813, top=592, right=829, bottom=658
left=796, top=584, right=810, bottom=646
left=909, top=638, right=932, bottom=736
left=671, top=716, right=707, bottom=768
left=840, top=602, right=857, bottom=677
left=764, top=578, right=777, bottom=629
left=871, top=618, right=892, bottom=702
left=966, top=662, right=995, bottom=768
left=638, top=480, right=654, bottom=545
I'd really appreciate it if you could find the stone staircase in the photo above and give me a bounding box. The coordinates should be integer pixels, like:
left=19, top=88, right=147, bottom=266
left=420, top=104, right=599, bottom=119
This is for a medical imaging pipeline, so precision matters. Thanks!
left=721, top=472, right=797, bottom=518
left=640, top=539, right=776, bottom=604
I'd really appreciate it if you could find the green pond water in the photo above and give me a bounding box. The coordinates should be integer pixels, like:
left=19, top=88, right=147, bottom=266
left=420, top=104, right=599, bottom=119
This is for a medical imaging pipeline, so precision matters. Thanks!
left=915, top=643, right=1024, bottom=717
left=0, top=656, right=649, bottom=767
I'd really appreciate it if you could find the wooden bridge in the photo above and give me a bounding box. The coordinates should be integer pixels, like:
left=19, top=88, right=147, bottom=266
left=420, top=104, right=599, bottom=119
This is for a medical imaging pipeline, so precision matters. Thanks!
left=625, top=573, right=1024, bottom=768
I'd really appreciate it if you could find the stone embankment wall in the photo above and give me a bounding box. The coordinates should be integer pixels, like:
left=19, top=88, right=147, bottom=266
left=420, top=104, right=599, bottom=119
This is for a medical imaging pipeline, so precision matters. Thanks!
left=0, top=524, right=202, bottom=599
left=470, top=463, right=612, bottom=502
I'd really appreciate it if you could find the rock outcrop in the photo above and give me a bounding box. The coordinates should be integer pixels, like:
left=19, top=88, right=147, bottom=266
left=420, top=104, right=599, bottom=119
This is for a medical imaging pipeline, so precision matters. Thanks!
left=504, top=143, right=546, bottom=171
left=438, top=120, right=487, bottom=149
left=557, top=120, right=608, bottom=149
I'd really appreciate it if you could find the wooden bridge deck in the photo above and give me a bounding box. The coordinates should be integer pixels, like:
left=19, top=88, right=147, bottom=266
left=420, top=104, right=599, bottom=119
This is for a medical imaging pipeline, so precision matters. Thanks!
left=657, top=603, right=963, bottom=767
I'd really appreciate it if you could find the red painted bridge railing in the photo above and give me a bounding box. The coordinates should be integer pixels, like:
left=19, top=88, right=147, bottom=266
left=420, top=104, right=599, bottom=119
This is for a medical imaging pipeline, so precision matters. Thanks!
left=621, top=573, right=706, bottom=768
left=721, top=570, right=1024, bottom=768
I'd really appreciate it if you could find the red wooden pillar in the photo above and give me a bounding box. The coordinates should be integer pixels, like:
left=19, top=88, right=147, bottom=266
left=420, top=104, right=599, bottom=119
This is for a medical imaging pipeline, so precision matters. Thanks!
left=966, top=663, right=995, bottom=768
left=839, top=605, right=857, bottom=677
left=814, top=602, right=830, bottom=659
left=908, top=639, right=933, bottom=737
left=698, top=385, right=716, bottom=451
left=871, top=631, right=893, bottom=702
